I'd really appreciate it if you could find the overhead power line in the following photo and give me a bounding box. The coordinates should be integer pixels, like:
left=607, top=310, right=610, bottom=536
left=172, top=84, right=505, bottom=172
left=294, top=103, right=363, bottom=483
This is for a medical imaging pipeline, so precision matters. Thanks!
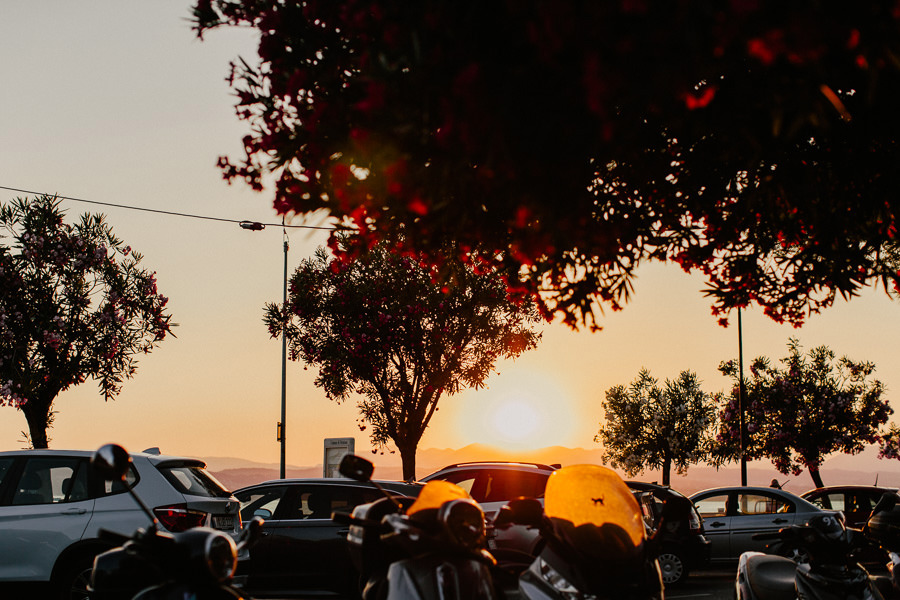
left=0, top=185, right=341, bottom=232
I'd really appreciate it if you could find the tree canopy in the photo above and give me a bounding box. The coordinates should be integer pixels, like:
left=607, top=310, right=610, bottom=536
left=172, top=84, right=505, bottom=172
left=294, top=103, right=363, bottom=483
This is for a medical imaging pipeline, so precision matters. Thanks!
left=195, top=0, right=900, bottom=330
left=716, top=339, right=891, bottom=487
left=264, top=239, right=541, bottom=479
left=0, top=196, right=174, bottom=448
left=595, top=368, right=717, bottom=486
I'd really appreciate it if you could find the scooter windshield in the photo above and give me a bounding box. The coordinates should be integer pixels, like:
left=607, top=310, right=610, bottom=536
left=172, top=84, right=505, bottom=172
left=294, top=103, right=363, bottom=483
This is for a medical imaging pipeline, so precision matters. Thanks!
left=544, top=464, right=646, bottom=561
left=407, top=480, right=473, bottom=515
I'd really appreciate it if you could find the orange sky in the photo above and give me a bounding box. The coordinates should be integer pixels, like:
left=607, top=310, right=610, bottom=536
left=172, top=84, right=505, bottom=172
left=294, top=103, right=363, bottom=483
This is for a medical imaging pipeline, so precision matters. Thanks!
left=2, top=2, right=899, bottom=475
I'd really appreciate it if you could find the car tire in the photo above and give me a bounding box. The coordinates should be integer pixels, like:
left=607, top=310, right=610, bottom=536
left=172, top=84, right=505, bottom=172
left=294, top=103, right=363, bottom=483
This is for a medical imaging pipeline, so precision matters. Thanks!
left=55, top=554, right=95, bottom=600
left=658, top=547, right=688, bottom=586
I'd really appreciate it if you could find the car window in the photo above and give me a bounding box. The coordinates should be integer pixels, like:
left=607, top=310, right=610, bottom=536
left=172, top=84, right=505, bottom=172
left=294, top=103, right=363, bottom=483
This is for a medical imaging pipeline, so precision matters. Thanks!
left=694, top=494, right=729, bottom=518
left=237, top=486, right=288, bottom=521
left=809, top=493, right=843, bottom=511
left=11, top=457, right=88, bottom=505
left=738, top=493, right=792, bottom=515
left=481, top=470, right=549, bottom=503
left=158, top=464, right=231, bottom=498
left=429, top=470, right=478, bottom=496
left=0, top=458, right=14, bottom=489
left=100, top=465, right=138, bottom=496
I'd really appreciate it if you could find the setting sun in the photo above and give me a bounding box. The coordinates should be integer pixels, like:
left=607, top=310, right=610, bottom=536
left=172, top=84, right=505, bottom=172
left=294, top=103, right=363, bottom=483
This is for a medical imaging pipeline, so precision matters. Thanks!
left=454, top=369, right=578, bottom=451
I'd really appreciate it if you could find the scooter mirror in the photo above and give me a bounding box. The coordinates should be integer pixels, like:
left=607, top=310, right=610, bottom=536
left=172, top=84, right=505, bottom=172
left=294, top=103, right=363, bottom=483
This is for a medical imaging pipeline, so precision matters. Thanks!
left=873, top=491, right=899, bottom=515
left=91, top=444, right=132, bottom=482
left=493, top=498, right=544, bottom=528
left=239, top=516, right=264, bottom=551
left=339, top=454, right=374, bottom=482
left=660, top=494, right=693, bottom=523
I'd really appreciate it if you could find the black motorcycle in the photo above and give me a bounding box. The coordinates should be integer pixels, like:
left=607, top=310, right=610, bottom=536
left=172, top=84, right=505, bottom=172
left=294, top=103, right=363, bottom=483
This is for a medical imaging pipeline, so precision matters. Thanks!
left=491, top=463, right=692, bottom=600
left=735, top=509, right=889, bottom=600
left=334, top=453, right=498, bottom=600
left=87, top=443, right=261, bottom=600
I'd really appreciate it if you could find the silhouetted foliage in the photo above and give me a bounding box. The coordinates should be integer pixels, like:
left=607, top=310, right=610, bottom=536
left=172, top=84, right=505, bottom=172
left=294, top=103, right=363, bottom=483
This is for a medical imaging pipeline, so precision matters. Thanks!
left=0, top=196, right=173, bottom=448
left=264, top=239, right=541, bottom=480
left=195, top=1, right=900, bottom=330
left=716, top=339, right=891, bottom=488
left=595, top=369, right=717, bottom=486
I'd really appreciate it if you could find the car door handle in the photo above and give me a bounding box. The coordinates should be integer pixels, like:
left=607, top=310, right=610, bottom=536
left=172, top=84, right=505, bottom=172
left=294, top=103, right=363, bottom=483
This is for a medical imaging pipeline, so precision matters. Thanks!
left=772, top=518, right=789, bottom=524
left=709, top=521, right=727, bottom=528
left=62, top=508, right=87, bottom=515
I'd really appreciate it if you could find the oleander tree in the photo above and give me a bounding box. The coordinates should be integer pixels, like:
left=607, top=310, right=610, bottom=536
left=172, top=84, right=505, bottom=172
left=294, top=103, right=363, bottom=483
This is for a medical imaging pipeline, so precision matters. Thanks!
left=263, top=238, right=541, bottom=480
left=194, top=0, right=900, bottom=330
left=715, top=339, right=891, bottom=488
left=0, top=195, right=174, bottom=448
left=595, top=368, right=717, bottom=486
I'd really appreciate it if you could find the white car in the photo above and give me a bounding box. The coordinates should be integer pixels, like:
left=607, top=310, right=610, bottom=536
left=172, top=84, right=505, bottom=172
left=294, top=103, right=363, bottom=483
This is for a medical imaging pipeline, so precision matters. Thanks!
left=0, top=447, right=241, bottom=599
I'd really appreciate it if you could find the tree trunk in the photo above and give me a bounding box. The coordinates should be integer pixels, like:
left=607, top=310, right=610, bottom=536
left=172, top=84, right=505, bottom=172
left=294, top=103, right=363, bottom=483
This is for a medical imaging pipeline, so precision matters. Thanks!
left=662, top=456, right=671, bottom=487
left=21, top=398, right=51, bottom=449
left=808, top=465, right=825, bottom=489
left=399, top=443, right=417, bottom=482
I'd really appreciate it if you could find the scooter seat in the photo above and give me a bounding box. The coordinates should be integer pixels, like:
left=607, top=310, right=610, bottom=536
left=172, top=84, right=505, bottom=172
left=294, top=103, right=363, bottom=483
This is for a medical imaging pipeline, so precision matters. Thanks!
left=745, top=554, right=796, bottom=600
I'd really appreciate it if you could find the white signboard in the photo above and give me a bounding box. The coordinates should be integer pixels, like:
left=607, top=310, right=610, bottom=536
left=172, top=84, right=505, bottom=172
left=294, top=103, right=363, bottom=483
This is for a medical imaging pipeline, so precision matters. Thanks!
left=323, top=437, right=355, bottom=478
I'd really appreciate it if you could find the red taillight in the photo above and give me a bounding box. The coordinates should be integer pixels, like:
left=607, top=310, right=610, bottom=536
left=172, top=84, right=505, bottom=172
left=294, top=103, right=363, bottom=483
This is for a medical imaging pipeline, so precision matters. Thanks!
left=153, top=503, right=207, bottom=532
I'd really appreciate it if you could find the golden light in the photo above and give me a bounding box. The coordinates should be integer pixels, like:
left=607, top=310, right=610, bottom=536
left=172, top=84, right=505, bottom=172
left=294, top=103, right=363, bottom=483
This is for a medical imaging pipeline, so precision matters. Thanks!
left=455, top=369, right=577, bottom=451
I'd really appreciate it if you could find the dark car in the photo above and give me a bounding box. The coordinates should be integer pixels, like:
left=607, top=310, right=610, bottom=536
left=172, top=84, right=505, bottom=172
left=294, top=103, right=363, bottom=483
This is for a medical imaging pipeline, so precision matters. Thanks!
left=627, top=481, right=711, bottom=586
left=419, top=462, right=707, bottom=585
left=690, top=486, right=835, bottom=563
left=233, top=478, right=421, bottom=598
left=801, top=485, right=899, bottom=528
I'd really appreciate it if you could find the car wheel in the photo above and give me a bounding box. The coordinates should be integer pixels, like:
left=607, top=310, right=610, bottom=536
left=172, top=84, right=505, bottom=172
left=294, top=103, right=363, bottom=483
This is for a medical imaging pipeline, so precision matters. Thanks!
left=657, top=548, right=687, bottom=586
left=56, top=555, right=94, bottom=600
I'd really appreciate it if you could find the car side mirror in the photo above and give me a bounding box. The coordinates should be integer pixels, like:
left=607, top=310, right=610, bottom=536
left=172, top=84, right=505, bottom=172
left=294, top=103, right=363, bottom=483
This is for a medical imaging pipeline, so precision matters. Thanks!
left=91, top=444, right=132, bottom=482
left=339, top=454, right=374, bottom=482
left=494, top=498, right=544, bottom=529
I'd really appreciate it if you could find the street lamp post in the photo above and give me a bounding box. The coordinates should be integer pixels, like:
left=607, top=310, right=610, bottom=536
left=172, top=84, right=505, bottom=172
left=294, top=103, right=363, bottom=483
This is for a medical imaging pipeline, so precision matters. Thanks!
left=279, top=228, right=289, bottom=479
left=240, top=220, right=289, bottom=479
left=738, top=307, right=748, bottom=486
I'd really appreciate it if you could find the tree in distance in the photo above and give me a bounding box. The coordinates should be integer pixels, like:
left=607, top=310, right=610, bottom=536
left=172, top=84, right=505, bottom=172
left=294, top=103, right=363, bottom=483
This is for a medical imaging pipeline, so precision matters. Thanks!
left=0, top=195, right=174, bottom=448
left=264, top=238, right=541, bottom=480
left=715, top=338, right=891, bottom=488
left=194, top=1, right=900, bottom=330
left=595, top=368, right=717, bottom=486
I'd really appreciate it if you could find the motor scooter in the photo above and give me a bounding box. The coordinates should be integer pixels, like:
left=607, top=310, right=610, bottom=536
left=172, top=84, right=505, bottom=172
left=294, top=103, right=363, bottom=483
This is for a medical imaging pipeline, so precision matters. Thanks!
left=87, top=443, right=262, bottom=600
left=491, top=463, right=692, bottom=600
left=735, top=510, right=886, bottom=600
left=333, top=453, right=498, bottom=600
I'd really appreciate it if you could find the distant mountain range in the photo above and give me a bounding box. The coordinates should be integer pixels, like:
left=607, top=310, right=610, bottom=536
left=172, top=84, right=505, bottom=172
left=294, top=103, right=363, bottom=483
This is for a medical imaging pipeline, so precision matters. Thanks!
left=203, top=443, right=900, bottom=495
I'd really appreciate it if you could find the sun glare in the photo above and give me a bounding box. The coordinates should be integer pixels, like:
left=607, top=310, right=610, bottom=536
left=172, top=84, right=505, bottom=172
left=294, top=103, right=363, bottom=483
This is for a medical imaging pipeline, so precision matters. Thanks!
left=456, top=370, right=577, bottom=451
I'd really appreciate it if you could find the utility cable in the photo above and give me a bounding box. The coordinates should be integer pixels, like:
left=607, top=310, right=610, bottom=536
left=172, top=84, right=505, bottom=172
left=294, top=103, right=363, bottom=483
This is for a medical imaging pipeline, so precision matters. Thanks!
left=0, top=185, right=342, bottom=232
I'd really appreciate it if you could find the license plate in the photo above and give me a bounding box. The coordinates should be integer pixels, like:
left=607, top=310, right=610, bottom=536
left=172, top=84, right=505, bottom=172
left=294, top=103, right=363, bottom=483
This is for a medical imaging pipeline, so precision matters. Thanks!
left=213, top=515, right=234, bottom=530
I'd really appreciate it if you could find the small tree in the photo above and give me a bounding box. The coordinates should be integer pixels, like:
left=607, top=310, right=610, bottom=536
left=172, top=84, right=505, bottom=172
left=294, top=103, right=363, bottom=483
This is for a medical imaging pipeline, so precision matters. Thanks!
left=716, top=339, right=891, bottom=488
left=0, top=195, right=173, bottom=448
left=594, top=368, right=717, bottom=486
left=264, top=240, right=541, bottom=480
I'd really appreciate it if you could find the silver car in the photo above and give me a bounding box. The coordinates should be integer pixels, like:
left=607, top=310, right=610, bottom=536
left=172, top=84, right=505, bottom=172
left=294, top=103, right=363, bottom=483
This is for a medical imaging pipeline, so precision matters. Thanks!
left=0, top=447, right=241, bottom=598
left=690, top=486, right=834, bottom=563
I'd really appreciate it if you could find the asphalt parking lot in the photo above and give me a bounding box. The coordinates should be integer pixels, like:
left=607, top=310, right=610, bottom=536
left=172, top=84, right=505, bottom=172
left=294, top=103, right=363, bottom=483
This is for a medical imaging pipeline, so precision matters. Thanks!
left=668, top=568, right=736, bottom=600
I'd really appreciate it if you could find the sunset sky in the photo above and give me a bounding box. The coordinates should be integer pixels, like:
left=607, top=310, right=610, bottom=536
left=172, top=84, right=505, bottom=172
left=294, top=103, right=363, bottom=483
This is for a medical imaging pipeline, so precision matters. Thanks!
left=2, top=1, right=899, bottom=477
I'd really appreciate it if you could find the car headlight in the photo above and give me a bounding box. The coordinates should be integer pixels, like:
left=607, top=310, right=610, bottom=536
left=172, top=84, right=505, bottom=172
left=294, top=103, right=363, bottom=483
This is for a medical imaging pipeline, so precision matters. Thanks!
left=439, top=498, right=486, bottom=549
